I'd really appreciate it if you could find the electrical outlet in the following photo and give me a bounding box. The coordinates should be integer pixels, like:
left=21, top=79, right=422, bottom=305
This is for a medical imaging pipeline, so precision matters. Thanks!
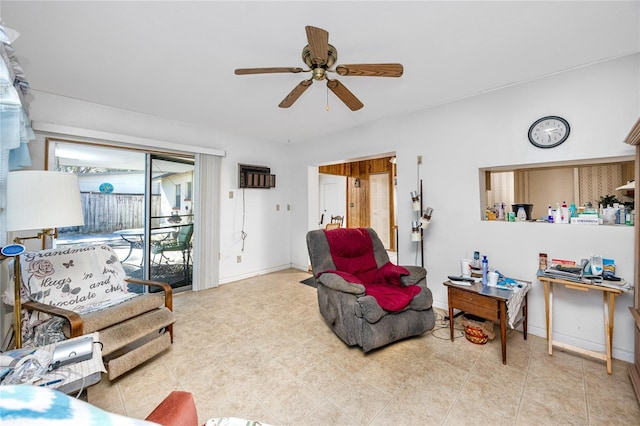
left=417, top=155, right=423, bottom=165
left=229, top=191, right=234, bottom=199
left=287, top=204, right=291, bottom=211
left=276, top=204, right=280, bottom=211
left=236, top=255, right=241, bottom=263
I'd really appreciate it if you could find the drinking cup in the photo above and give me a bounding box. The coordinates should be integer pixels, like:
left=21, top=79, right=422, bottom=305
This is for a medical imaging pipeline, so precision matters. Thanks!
left=460, top=259, right=472, bottom=278
left=488, top=271, right=499, bottom=286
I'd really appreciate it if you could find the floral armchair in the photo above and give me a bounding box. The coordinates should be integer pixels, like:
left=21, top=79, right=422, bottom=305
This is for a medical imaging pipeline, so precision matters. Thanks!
left=3, top=244, right=174, bottom=380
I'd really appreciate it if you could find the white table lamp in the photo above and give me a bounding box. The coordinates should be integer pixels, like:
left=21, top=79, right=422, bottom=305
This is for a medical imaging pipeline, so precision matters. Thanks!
left=5, top=171, right=84, bottom=348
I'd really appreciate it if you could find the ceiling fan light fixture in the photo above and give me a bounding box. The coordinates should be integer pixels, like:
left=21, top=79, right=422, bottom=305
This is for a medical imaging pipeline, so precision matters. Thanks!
left=312, top=67, right=326, bottom=81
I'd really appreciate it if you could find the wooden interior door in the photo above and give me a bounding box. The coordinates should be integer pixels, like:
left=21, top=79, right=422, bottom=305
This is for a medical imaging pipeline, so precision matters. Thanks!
left=347, top=176, right=368, bottom=228
left=623, top=117, right=640, bottom=404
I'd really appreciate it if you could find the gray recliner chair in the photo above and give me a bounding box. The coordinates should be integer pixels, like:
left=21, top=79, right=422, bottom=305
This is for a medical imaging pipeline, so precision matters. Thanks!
left=306, top=227, right=435, bottom=352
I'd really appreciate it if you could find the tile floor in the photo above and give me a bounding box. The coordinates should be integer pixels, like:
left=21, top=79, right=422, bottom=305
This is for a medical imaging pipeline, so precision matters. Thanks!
left=88, top=268, right=640, bottom=425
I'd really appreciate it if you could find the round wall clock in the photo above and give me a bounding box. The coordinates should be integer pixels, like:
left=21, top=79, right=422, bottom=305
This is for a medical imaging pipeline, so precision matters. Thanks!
left=528, top=116, right=570, bottom=148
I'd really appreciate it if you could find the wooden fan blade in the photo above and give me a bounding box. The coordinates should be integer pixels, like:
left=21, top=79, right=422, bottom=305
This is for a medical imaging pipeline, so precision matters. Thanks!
left=327, top=79, right=363, bottom=111
left=235, top=67, right=304, bottom=75
left=279, top=80, right=313, bottom=108
left=335, top=63, right=404, bottom=77
left=305, top=26, right=329, bottom=66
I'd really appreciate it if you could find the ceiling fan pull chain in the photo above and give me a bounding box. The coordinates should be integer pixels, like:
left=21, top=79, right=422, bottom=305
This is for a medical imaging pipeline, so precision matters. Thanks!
left=326, top=86, right=330, bottom=111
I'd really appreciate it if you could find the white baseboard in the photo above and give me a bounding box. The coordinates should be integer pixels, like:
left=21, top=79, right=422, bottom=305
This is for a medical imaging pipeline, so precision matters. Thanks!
left=218, top=264, right=293, bottom=285
left=432, top=301, right=633, bottom=363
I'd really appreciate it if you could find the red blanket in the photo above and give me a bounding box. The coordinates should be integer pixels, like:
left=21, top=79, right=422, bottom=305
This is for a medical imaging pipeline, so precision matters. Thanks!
left=320, top=228, right=421, bottom=312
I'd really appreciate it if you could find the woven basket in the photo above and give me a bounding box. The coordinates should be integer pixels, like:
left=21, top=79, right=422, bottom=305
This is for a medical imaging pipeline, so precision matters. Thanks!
left=463, top=324, right=488, bottom=345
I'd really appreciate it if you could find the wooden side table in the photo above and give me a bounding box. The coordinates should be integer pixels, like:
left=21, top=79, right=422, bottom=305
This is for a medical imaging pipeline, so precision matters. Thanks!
left=537, top=276, right=623, bottom=374
left=444, top=281, right=528, bottom=365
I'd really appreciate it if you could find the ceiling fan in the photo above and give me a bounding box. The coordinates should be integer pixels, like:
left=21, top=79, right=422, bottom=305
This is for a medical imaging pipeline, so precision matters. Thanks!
left=234, top=26, right=403, bottom=111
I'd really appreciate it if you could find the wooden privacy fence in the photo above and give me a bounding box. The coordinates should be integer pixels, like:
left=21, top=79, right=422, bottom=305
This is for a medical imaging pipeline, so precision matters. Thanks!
left=68, top=193, right=162, bottom=234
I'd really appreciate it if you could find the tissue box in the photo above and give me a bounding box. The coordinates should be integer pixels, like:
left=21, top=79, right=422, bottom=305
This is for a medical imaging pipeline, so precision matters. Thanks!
left=603, top=258, right=615, bottom=278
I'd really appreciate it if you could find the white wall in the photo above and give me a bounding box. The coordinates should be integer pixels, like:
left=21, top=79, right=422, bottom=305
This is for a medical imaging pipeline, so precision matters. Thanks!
left=216, top=139, right=292, bottom=284
left=290, top=54, right=640, bottom=362
left=25, top=90, right=292, bottom=284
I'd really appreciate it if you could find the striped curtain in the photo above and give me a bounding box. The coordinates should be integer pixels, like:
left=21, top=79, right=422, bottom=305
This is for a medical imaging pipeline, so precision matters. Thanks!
left=191, top=153, right=221, bottom=291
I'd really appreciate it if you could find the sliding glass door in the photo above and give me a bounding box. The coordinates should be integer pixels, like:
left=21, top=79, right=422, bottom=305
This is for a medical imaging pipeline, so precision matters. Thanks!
left=147, top=155, right=195, bottom=291
left=50, top=140, right=195, bottom=292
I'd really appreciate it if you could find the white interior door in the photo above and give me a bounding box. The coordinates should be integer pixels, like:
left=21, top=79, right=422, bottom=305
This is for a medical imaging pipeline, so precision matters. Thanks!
left=318, top=174, right=346, bottom=227
left=370, top=173, right=390, bottom=248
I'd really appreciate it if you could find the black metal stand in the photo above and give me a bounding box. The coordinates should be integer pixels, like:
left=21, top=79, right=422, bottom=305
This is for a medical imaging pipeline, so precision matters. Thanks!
left=420, top=179, right=424, bottom=267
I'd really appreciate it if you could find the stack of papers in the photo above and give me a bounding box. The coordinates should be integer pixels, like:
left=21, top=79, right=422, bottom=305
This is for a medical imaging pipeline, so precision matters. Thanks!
left=537, top=270, right=632, bottom=292
left=537, top=268, right=589, bottom=283
left=449, top=279, right=472, bottom=286
left=447, top=276, right=480, bottom=286
left=593, top=280, right=633, bottom=291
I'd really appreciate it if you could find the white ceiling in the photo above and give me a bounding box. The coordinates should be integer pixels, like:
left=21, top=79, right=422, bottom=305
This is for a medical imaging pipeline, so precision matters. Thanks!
left=2, top=1, right=639, bottom=145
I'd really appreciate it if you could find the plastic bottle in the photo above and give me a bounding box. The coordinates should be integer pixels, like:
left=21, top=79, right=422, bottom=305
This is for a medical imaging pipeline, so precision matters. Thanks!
left=481, top=256, right=488, bottom=285
left=560, top=201, right=568, bottom=223
left=539, top=253, right=548, bottom=271
left=547, top=205, right=554, bottom=223
left=517, top=207, right=526, bottom=222
left=590, top=255, right=603, bottom=276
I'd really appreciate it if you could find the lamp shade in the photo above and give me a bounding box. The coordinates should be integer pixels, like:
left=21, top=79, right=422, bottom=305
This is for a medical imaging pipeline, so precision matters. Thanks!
left=616, top=180, right=635, bottom=191
left=6, top=171, right=84, bottom=231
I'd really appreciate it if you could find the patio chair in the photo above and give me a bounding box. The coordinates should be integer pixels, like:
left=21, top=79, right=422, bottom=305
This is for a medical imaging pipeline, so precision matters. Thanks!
left=152, top=224, right=193, bottom=268
left=330, top=215, right=344, bottom=227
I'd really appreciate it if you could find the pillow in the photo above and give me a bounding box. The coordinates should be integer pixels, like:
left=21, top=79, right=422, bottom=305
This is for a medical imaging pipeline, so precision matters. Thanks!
left=19, top=244, right=136, bottom=313
left=0, top=385, right=159, bottom=425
